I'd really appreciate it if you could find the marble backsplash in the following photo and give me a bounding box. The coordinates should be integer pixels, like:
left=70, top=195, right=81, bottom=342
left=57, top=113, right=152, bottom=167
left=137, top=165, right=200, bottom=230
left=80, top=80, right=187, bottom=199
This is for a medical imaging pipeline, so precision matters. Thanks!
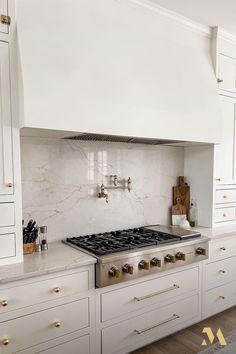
left=21, top=137, right=184, bottom=242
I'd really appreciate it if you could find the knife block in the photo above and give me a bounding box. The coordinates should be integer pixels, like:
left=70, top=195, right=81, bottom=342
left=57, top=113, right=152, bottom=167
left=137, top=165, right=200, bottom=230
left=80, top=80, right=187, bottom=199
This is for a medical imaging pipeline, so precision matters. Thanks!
left=23, top=242, right=36, bottom=255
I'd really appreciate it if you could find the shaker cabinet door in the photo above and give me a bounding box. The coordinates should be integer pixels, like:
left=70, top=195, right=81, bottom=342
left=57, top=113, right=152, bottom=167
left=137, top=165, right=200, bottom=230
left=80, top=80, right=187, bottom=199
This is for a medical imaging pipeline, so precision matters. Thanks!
left=0, top=41, right=13, bottom=195
left=218, top=54, right=236, bottom=95
left=215, top=96, right=236, bottom=185
left=0, top=0, right=9, bottom=34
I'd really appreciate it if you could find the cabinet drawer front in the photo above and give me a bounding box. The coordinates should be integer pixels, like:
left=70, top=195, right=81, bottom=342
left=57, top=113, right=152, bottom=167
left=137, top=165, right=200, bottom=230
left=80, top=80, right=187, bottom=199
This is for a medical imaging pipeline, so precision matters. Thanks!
left=216, top=190, right=236, bottom=204
left=102, top=295, right=199, bottom=354
left=0, top=270, right=89, bottom=314
left=38, top=335, right=90, bottom=354
left=215, top=207, right=236, bottom=223
left=0, top=233, right=15, bottom=259
left=0, top=298, right=89, bottom=353
left=204, top=281, right=236, bottom=318
left=0, top=203, right=14, bottom=227
left=209, top=238, right=236, bottom=261
left=101, top=267, right=199, bottom=322
left=205, top=256, right=236, bottom=290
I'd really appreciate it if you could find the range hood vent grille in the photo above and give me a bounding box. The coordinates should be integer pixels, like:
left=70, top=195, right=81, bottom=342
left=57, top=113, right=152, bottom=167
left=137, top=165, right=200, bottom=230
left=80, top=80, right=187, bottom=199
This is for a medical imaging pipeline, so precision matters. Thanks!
left=64, top=133, right=184, bottom=145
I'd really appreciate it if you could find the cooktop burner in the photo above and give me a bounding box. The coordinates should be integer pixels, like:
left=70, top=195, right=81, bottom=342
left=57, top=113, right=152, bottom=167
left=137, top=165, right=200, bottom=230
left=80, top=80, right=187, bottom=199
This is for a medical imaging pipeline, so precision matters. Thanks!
left=66, top=227, right=182, bottom=256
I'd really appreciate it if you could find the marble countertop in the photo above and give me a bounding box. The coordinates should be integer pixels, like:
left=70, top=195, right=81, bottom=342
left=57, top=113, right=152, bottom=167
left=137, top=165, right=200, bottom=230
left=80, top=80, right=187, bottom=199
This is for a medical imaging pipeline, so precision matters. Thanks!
left=0, top=242, right=96, bottom=284
left=193, top=225, right=236, bottom=240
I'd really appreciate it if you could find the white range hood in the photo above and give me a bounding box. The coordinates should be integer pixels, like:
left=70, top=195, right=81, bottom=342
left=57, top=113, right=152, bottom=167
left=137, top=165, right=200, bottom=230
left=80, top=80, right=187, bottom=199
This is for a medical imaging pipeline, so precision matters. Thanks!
left=17, top=0, right=222, bottom=144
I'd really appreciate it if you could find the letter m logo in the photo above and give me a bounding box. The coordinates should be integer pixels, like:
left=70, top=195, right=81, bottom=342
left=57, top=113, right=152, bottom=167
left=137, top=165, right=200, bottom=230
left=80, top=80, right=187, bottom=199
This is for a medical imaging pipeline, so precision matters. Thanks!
left=202, top=327, right=227, bottom=346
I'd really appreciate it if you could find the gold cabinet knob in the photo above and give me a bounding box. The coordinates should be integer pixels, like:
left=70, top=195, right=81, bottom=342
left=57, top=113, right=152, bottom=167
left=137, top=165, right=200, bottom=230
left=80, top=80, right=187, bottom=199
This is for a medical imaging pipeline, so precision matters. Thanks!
left=6, top=183, right=13, bottom=188
left=2, top=338, right=9, bottom=346
left=1, top=300, right=8, bottom=307
left=54, top=321, right=61, bottom=328
left=53, top=287, right=61, bottom=293
left=220, top=247, right=226, bottom=251
left=223, top=213, right=227, bottom=217
left=219, top=269, right=226, bottom=274
left=223, top=195, right=227, bottom=199
left=217, top=78, right=224, bottom=83
left=219, top=295, right=225, bottom=300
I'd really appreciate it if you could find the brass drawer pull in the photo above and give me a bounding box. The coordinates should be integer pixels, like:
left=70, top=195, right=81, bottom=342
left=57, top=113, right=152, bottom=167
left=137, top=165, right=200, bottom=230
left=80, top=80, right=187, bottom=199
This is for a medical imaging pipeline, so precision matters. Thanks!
left=216, top=178, right=221, bottom=181
left=217, top=78, right=224, bottom=84
left=134, top=284, right=179, bottom=302
left=223, top=195, right=227, bottom=199
left=2, top=338, right=9, bottom=346
left=134, top=314, right=180, bottom=335
left=219, top=296, right=225, bottom=300
left=54, top=321, right=61, bottom=328
left=222, top=213, right=227, bottom=217
left=6, top=183, right=13, bottom=188
left=1, top=300, right=8, bottom=307
left=53, top=287, right=61, bottom=293
left=0, top=14, right=11, bottom=26
left=220, top=247, right=226, bottom=251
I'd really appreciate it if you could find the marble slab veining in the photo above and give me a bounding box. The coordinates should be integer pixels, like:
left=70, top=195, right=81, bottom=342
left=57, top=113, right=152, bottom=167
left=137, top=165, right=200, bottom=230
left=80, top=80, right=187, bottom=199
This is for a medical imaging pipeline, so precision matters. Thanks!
left=21, top=137, right=184, bottom=242
left=0, top=242, right=96, bottom=284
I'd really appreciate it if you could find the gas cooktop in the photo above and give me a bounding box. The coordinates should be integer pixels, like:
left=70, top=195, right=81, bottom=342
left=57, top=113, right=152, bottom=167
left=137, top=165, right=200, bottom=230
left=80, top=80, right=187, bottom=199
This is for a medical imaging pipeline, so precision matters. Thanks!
left=64, top=225, right=206, bottom=287
left=65, top=225, right=201, bottom=256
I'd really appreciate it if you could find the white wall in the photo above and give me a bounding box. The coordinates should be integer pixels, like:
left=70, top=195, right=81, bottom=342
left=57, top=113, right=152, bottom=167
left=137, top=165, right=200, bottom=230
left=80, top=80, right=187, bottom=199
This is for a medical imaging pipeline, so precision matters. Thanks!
left=21, top=138, right=184, bottom=241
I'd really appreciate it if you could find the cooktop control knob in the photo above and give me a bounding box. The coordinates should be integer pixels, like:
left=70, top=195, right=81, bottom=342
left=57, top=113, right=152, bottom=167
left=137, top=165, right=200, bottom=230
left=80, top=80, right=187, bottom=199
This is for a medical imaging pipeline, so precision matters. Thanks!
left=175, top=252, right=186, bottom=261
left=164, top=254, right=176, bottom=263
left=150, top=257, right=161, bottom=267
left=196, top=247, right=207, bottom=256
left=139, top=260, right=150, bottom=270
left=108, top=266, right=121, bottom=278
left=122, top=264, right=134, bottom=274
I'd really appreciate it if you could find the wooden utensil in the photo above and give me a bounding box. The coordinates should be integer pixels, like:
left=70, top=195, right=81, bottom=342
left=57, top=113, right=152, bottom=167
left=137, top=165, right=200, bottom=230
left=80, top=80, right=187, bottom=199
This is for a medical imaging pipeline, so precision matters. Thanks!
left=173, top=176, right=190, bottom=218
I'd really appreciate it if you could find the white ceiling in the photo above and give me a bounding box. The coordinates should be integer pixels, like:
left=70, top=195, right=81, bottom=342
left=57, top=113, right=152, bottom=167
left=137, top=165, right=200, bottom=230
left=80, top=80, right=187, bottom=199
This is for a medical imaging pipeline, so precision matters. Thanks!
left=148, top=0, right=236, bottom=34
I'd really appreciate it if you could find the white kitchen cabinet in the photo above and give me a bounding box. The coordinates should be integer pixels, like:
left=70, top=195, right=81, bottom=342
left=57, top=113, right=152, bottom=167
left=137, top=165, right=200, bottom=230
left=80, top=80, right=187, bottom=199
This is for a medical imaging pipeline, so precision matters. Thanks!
left=202, top=236, right=236, bottom=319
left=0, top=266, right=95, bottom=354
left=217, top=54, right=236, bottom=94
left=38, top=335, right=90, bottom=354
left=96, top=266, right=201, bottom=354
left=0, top=0, right=9, bottom=34
left=0, top=41, right=13, bottom=195
left=214, top=96, right=236, bottom=185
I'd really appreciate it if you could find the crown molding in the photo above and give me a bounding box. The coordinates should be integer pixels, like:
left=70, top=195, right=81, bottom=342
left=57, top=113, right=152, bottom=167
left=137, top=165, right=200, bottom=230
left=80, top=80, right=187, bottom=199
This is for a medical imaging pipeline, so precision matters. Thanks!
left=129, top=0, right=211, bottom=38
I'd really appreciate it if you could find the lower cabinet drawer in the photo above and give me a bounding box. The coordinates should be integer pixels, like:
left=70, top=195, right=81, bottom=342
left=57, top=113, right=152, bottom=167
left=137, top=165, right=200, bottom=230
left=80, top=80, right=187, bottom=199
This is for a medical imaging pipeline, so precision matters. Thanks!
left=0, top=270, right=89, bottom=314
left=0, top=233, right=15, bottom=259
left=204, top=280, right=236, bottom=318
left=216, top=189, right=236, bottom=204
left=102, top=295, right=199, bottom=354
left=215, top=207, right=236, bottom=223
left=0, top=298, right=89, bottom=353
left=205, top=256, right=236, bottom=290
left=209, top=238, right=236, bottom=261
left=0, top=203, right=15, bottom=227
left=101, top=267, right=199, bottom=322
left=38, top=335, right=90, bottom=354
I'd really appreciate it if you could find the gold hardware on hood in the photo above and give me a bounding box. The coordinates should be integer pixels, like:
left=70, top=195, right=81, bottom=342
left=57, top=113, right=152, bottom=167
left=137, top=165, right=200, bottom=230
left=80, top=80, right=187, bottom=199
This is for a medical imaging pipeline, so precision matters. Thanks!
left=0, top=14, right=11, bottom=26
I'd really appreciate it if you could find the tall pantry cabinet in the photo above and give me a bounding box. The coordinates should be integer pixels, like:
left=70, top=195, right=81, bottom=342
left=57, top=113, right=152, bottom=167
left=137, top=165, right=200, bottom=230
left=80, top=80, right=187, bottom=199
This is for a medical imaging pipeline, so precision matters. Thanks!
left=212, top=28, right=236, bottom=226
left=0, top=0, right=23, bottom=265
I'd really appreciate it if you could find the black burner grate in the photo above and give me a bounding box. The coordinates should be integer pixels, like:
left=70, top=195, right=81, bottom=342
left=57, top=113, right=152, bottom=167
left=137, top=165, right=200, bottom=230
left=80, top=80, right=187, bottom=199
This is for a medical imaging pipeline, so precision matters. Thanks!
left=66, top=227, right=181, bottom=256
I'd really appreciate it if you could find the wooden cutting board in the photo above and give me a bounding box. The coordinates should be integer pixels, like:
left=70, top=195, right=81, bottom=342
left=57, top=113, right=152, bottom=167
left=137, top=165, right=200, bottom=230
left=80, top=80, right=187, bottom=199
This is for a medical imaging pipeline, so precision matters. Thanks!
left=173, top=176, right=190, bottom=218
